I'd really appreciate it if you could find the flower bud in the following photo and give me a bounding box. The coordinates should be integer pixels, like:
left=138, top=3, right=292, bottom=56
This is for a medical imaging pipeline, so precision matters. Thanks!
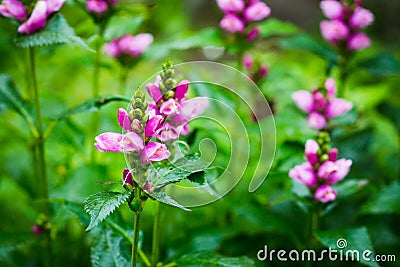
left=164, top=90, right=175, bottom=100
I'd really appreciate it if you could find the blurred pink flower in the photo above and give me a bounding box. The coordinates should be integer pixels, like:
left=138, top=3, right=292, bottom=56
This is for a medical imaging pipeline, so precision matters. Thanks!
left=86, top=0, right=108, bottom=14
left=46, top=0, right=65, bottom=15
left=329, top=148, right=338, bottom=161
left=305, top=139, right=319, bottom=166
left=320, top=20, right=349, bottom=43
left=292, top=90, right=314, bottom=113
left=289, top=162, right=317, bottom=187
left=349, top=7, right=374, bottom=29
left=243, top=1, right=271, bottom=22
left=103, top=33, right=153, bottom=60
left=307, top=112, right=326, bottom=130
left=325, top=77, right=337, bottom=98
left=318, top=159, right=352, bottom=184
left=243, top=54, right=254, bottom=70
left=320, top=0, right=343, bottom=20
left=326, top=98, right=353, bottom=119
left=0, top=0, right=26, bottom=21
left=220, top=14, right=245, bottom=33
left=216, top=0, right=245, bottom=13
left=246, top=26, right=260, bottom=41
left=347, top=33, right=371, bottom=51
left=314, top=184, right=337, bottom=202
left=103, top=39, right=120, bottom=57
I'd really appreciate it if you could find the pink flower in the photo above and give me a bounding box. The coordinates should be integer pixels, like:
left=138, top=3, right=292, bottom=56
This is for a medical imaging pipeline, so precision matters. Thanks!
left=258, top=65, right=268, bottom=78
left=289, top=162, right=317, bottom=187
left=18, top=0, right=47, bottom=34
left=320, top=0, right=343, bottom=20
left=326, top=98, right=353, bottom=119
left=243, top=54, right=254, bottom=70
left=146, top=102, right=160, bottom=117
left=45, top=0, right=65, bottom=15
left=118, top=33, right=153, bottom=57
left=172, top=97, right=209, bottom=125
left=349, top=7, right=374, bottom=29
left=156, top=123, right=178, bottom=142
left=307, top=112, right=326, bottom=130
left=313, top=90, right=327, bottom=111
left=314, top=184, right=337, bottom=203
left=328, top=148, right=338, bottom=161
left=318, top=159, right=352, bottom=184
left=141, top=142, right=171, bottom=164
left=174, top=80, right=189, bottom=101
left=118, top=108, right=132, bottom=132
left=216, top=0, right=245, bottom=13
left=145, top=115, right=164, bottom=138
left=246, top=26, right=260, bottom=41
left=0, top=0, right=26, bottom=21
left=347, top=33, right=371, bottom=51
left=31, top=225, right=43, bottom=236
left=292, top=90, right=313, bottom=113
left=243, top=1, right=271, bottom=22
left=305, top=139, right=319, bottom=166
left=103, top=39, right=120, bottom=57
left=320, top=20, right=349, bottom=43
left=86, top=0, right=108, bottom=14
left=95, top=132, right=144, bottom=152
left=123, top=168, right=133, bottom=186
left=160, top=98, right=181, bottom=116
left=122, top=132, right=145, bottom=152
left=146, top=83, right=163, bottom=103
left=325, top=78, right=337, bottom=99
left=220, top=14, right=245, bottom=33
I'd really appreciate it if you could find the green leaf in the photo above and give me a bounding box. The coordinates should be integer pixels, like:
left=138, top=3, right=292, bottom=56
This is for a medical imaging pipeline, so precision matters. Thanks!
left=151, top=192, right=190, bottom=211
left=14, top=14, right=91, bottom=50
left=333, top=179, right=369, bottom=199
left=279, top=34, right=339, bottom=65
left=53, top=95, right=130, bottom=120
left=0, top=74, right=34, bottom=127
left=84, top=191, right=131, bottom=231
left=361, top=182, right=400, bottom=215
left=357, top=53, right=400, bottom=76
left=176, top=250, right=255, bottom=267
left=104, top=15, right=144, bottom=41
left=90, top=224, right=130, bottom=267
left=258, top=18, right=299, bottom=38
left=316, top=227, right=378, bottom=267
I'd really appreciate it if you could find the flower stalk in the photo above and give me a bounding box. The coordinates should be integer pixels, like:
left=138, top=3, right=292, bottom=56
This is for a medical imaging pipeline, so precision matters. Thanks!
left=151, top=201, right=162, bottom=266
left=132, top=186, right=144, bottom=267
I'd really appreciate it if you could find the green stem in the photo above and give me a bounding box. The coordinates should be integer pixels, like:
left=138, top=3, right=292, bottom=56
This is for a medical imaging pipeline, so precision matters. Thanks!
left=151, top=201, right=162, bottom=266
left=119, top=67, right=129, bottom=95
left=309, top=202, right=320, bottom=248
left=29, top=46, right=50, bottom=267
left=162, top=262, right=177, bottom=267
left=132, top=187, right=143, bottom=267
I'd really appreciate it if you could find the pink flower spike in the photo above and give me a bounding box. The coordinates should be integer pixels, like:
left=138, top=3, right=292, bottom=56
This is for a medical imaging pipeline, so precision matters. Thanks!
left=118, top=108, right=132, bottom=132
left=243, top=54, right=254, bottom=70
left=244, top=1, right=271, bottom=22
left=17, top=0, right=47, bottom=35
left=103, top=39, right=121, bottom=58
left=216, top=0, right=245, bottom=13
left=314, top=184, right=337, bottom=203
left=246, top=26, right=260, bottom=41
left=119, top=33, right=153, bottom=57
left=94, top=132, right=124, bottom=152
left=328, top=148, right=338, bottom=161
left=141, top=142, right=171, bottom=164
left=326, top=158, right=352, bottom=184
left=172, top=97, right=209, bottom=125
left=175, top=80, right=189, bottom=101
left=292, top=90, right=314, bottom=113
left=326, top=98, right=353, bottom=119
left=318, top=161, right=339, bottom=180
left=220, top=14, right=245, bottom=33
left=145, top=115, right=164, bottom=138
left=289, top=162, right=317, bottom=187
left=86, top=0, right=108, bottom=14
left=350, top=7, right=374, bottom=29
left=307, top=112, right=326, bottom=130
left=156, top=123, right=178, bottom=142
left=0, top=0, right=26, bottom=21
left=305, top=139, right=319, bottom=166
left=45, top=0, right=65, bottom=15
left=325, top=78, right=337, bottom=99
left=122, top=132, right=144, bottom=152
left=123, top=168, right=133, bottom=186
left=348, top=33, right=371, bottom=51
left=145, top=83, right=163, bottom=103
left=320, top=20, right=349, bottom=43
left=320, top=0, right=344, bottom=20
left=160, top=98, right=181, bottom=116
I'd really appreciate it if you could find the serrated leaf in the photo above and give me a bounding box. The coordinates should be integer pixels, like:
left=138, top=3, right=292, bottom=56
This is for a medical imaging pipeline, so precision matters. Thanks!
left=90, top=225, right=130, bottom=267
left=279, top=34, right=339, bottom=65
left=151, top=192, right=190, bottom=211
left=259, top=18, right=299, bottom=38
left=104, top=15, right=144, bottom=41
left=357, top=53, right=400, bottom=76
left=53, top=95, right=130, bottom=120
left=14, top=14, right=91, bottom=50
left=84, top=191, right=131, bottom=231
left=176, top=250, right=255, bottom=267
left=361, top=182, right=400, bottom=215
left=0, top=74, right=34, bottom=125
left=316, top=227, right=378, bottom=267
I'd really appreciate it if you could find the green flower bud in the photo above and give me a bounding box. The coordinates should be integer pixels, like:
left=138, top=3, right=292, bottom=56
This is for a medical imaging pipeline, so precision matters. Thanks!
left=164, top=90, right=175, bottom=99
left=129, top=199, right=141, bottom=212
left=165, top=68, right=174, bottom=78
left=320, top=154, right=329, bottom=162
left=165, top=78, right=177, bottom=90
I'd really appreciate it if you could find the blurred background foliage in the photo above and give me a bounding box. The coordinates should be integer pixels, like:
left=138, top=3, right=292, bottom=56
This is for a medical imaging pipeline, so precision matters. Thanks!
left=0, top=0, right=399, bottom=266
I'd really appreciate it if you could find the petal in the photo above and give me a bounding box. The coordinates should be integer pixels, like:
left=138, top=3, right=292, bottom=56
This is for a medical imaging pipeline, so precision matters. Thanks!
left=325, top=78, right=337, bottom=99
left=318, top=161, right=338, bottom=179
left=0, top=0, right=27, bottom=21
left=172, top=97, right=209, bottom=125
left=141, top=142, right=170, bottom=164
left=160, top=98, right=181, bottom=116
left=145, top=83, right=163, bottom=103
left=122, top=132, right=144, bottom=152
left=220, top=14, right=245, bottom=33
left=145, top=115, right=164, bottom=138
left=123, top=168, right=133, bottom=186
left=307, top=112, right=326, bottom=130
left=305, top=139, right=319, bottom=166
left=18, top=0, right=47, bottom=34
left=94, top=132, right=123, bottom=152
left=289, top=162, right=317, bottom=187
left=292, top=90, right=313, bottom=113
left=118, top=108, right=132, bottom=132
left=174, top=80, right=189, bottom=101
left=45, top=0, right=64, bottom=15
left=243, top=2, right=271, bottom=22
left=156, top=123, right=178, bottom=142
left=327, top=158, right=352, bottom=184
left=216, top=0, right=245, bottom=13
left=320, top=0, right=344, bottom=20
left=326, top=98, right=353, bottom=119
left=314, top=184, right=337, bottom=203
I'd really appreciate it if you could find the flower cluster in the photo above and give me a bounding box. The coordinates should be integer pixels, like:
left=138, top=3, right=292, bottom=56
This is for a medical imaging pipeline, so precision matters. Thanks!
left=289, top=132, right=352, bottom=203
left=86, top=0, right=117, bottom=16
left=216, top=0, right=271, bottom=40
left=94, top=60, right=208, bottom=187
left=0, top=0, right=65, bottom=34
left=319, top=0, right=374, bottom=51
left=292, top=78, right=353, bottom=130
left=103, top=33, right=153, bottom=64
left=243, top=54, right=268, bottom=83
